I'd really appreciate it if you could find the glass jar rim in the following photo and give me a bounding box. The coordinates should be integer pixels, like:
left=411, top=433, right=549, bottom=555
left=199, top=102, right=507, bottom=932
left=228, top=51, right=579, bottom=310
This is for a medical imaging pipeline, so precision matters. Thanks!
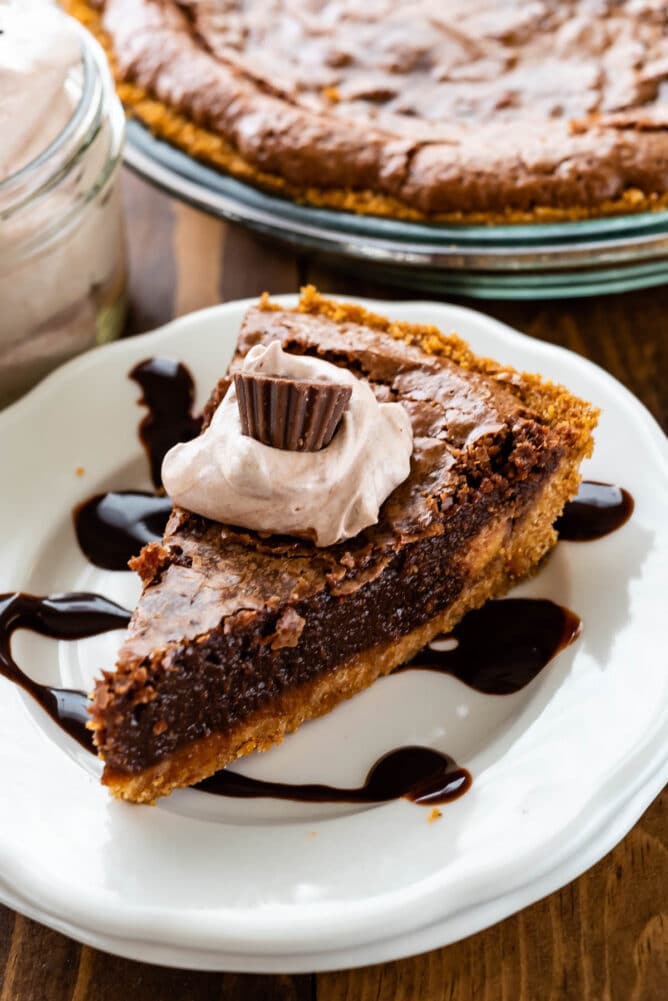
left=0, top=16, right=123, bottom=221
left=0, top=15, right=125, bottom=264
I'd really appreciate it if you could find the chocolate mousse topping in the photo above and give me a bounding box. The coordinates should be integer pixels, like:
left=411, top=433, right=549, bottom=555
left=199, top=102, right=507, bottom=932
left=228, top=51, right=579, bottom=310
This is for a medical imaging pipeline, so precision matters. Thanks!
left=234, top=372, right=352, bottom=451
left=70, top=0, right=668, bottom=218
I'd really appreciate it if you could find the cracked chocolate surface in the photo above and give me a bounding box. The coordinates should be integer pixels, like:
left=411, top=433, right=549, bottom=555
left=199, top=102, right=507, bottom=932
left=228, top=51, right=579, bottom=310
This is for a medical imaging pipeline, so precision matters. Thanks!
left=99, top=0, right=668, bottom=213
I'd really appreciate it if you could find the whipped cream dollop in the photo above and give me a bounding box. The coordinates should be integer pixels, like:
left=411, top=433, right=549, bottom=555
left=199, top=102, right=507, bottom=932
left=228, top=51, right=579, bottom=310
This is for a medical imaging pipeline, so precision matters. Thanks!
left=0, top=1, right=82, bottom=181
left=162, top=341, right=414, bottom=546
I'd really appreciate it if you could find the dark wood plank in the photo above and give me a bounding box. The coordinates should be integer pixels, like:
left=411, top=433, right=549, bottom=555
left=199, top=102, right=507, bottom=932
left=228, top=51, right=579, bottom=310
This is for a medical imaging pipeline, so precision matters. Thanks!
left=171, top=200, right=226, bottom=319
left=0, top=915, right=80, bottom=1001
left=303, top=261, right=403, bottom=305
left=67, top=946, right=312, bottom=1001
left=122, top=171, right=177, bottom=335
left=0, top=910, right=314, bottom=1001
left=0, top=907, right=14, bottom=982
left=220, top=224, right=301, bottom=301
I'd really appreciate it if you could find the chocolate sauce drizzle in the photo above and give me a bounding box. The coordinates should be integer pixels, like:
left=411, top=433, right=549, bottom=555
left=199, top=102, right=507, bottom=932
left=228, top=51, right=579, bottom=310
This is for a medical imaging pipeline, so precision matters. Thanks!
left=129, top=357, right=202, bottom=489
left=556, top=481, right=634, bottom=542
left=0, top=593, right=130, bottom=750
left=397, top=598, right=581, bottom=694
left=196, top=746, right=471, bottom=805
left=72, top=358, right=202, bottom=570
left=74, top=491, right=172, bottom=571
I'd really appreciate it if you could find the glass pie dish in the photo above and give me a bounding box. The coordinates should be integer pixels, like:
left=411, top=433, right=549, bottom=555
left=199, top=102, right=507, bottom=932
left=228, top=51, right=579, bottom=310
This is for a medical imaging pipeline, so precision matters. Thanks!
left=125, top=120, right=668, bottom=300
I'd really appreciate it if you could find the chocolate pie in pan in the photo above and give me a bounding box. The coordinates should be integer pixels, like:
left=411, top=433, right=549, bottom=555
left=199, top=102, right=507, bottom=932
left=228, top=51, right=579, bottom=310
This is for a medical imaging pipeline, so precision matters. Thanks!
left=90, top=289, right=597, bottom=803
left=68, top=0, right=668, bottom=222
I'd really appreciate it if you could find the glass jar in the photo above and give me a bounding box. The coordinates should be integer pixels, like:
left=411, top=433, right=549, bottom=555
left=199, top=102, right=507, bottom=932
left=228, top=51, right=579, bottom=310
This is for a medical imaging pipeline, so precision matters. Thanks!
left=0, top=13, right=127, bottom=408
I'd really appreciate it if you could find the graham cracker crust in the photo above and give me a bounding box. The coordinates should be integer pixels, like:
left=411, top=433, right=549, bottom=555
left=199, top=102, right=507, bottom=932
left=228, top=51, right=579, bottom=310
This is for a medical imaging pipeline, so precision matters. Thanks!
left=102, top=454, right=581, bottom=804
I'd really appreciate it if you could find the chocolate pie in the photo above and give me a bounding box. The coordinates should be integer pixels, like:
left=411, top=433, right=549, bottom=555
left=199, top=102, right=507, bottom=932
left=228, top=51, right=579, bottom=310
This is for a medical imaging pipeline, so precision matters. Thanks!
left=67, top=0, right=668, bottom=222
left=90, top=288, right=598, bottom=802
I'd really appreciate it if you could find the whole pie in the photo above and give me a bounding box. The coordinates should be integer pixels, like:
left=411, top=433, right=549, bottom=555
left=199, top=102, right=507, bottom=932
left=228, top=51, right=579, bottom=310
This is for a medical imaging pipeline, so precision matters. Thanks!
left=68, top=0, right=668, bottom=222
left=91, top=289, right=597, bottom=803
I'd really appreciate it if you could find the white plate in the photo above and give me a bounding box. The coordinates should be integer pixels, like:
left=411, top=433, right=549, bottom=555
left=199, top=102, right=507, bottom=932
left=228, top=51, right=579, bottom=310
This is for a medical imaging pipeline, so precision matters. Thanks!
left=0, top=297, right=666, bottom=972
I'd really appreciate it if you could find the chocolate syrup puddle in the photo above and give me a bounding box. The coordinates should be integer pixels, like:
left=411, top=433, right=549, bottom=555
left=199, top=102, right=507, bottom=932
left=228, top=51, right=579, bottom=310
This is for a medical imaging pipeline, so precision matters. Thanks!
left=74, top=491, right=172, bottom=571
left=396, top=599, right=581, bottom=694
left=72, top=357, right=202, bottom=569
left=556, top=480, right=634, bottom=542
left=129, top=357, right=202, bottom=489
left=196, top=746, right=471, bottom=806
left=0, top=592, right=130, bottom=750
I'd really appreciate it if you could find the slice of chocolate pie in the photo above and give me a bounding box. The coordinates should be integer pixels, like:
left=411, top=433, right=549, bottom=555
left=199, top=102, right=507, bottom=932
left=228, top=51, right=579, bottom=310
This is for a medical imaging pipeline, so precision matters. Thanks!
left=91, top=288, right=597, bottom=803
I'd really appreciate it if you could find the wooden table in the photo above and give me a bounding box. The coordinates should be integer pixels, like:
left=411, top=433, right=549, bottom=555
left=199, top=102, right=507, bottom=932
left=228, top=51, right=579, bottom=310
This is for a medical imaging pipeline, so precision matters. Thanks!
left=1, top=172, right=666, bottom=1001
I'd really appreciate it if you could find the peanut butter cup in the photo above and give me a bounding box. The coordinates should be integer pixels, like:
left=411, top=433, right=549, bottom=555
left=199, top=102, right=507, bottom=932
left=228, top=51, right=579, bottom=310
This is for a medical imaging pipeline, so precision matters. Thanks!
left=234, top=372, right=351, bottom=451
